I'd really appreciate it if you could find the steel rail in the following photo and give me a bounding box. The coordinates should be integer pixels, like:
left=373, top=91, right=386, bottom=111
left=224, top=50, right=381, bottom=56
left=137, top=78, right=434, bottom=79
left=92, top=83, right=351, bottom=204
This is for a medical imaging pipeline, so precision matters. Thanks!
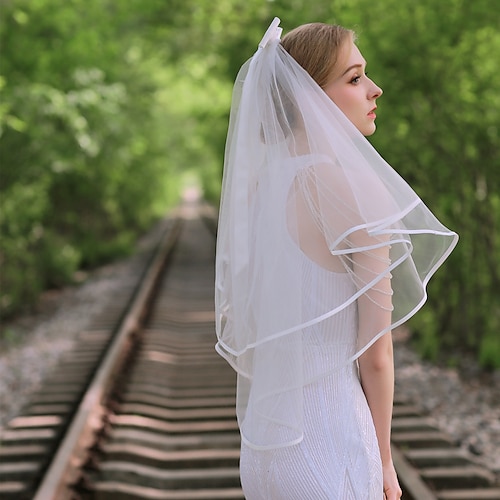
left=33, top=216, right=183, bottom=500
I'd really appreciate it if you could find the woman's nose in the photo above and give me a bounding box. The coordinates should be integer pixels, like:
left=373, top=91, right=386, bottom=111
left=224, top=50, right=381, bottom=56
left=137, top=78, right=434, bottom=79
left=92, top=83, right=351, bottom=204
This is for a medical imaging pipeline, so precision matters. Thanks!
left=370, top=79, right=383, bottom=99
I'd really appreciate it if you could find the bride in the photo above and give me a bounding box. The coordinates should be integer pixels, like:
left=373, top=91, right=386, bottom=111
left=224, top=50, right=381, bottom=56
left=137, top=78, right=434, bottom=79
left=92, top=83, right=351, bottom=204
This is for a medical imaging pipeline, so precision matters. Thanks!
left=215, top=18, right=458, bottom=499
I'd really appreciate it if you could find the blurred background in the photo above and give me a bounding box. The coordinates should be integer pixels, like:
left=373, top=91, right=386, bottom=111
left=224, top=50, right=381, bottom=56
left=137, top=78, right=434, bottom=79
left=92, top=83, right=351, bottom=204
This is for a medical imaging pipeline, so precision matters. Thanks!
left=0, top=0, right=499, bottom=369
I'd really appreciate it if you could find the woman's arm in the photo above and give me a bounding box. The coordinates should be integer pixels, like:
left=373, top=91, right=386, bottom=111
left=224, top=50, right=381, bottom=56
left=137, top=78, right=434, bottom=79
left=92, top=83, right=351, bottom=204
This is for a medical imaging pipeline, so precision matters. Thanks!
left=358, top=306, right=394, bottom=465
left=353, top=242, right=402, bottom=500
left=358, top=332, right=401, bottom=499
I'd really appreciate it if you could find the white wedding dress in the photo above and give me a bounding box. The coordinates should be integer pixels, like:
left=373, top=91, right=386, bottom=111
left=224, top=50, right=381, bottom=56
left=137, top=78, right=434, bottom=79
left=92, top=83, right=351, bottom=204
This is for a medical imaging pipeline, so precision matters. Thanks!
left=239, top=256, right=383, bottom=499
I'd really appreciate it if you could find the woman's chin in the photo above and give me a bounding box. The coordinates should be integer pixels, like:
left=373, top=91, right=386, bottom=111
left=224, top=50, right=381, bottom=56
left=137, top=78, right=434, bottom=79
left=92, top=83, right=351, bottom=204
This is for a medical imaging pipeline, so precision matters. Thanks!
left=362, top=123, right=377, bottom=137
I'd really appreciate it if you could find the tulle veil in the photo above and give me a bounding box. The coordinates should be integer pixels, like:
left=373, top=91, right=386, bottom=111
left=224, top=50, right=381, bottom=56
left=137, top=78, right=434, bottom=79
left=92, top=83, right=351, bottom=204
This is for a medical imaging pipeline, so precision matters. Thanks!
left=215, top=18, right=458, bottom=449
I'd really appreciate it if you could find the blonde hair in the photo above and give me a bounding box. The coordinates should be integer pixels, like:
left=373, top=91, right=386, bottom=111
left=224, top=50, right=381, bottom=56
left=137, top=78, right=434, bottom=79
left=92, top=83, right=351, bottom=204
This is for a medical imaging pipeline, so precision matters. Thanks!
left=281, top=23, right=355, bottom=88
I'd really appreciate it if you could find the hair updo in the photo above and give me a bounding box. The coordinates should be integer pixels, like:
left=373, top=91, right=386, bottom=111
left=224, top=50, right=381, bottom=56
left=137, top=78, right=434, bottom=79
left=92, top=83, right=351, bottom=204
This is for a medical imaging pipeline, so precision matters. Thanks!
left=281, top=23, right=355, bottom=88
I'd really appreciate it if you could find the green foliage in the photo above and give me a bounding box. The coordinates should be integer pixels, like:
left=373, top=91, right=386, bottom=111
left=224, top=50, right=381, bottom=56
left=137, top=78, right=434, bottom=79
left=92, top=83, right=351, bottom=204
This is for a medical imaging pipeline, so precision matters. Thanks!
left=0, top=0, right=181, bottom=317
left=0, top=181, right=51, bottom=312
left=1, top=0, right=498, bottom=368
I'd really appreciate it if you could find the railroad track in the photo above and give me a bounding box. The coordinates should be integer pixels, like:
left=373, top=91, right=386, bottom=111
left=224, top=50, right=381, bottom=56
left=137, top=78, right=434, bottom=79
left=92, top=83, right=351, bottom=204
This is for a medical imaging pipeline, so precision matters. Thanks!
left=0, top=200, right=498, bottom=500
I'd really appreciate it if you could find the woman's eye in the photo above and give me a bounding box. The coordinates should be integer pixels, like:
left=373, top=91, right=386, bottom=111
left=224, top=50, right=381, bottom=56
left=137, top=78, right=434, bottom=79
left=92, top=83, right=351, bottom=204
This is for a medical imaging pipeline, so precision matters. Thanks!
left=350, top=76, right=361, bottom=84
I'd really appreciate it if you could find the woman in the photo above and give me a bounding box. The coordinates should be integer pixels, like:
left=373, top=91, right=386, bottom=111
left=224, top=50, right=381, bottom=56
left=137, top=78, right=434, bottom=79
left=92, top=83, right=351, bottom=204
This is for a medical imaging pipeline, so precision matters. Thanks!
left=215, top=18, right=458, bottom=499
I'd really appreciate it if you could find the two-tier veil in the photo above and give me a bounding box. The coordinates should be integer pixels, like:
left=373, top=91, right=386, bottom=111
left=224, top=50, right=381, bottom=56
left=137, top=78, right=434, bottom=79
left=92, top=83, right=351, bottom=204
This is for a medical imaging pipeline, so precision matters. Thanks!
left=215, top=18, right=458, bottom=450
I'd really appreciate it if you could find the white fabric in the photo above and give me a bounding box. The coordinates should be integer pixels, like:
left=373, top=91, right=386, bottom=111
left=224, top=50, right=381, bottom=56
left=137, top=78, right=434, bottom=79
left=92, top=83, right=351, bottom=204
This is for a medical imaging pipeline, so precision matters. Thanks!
left=215, top=17, right=458, bottom=451
left=239, top=260, right=382, bottom=498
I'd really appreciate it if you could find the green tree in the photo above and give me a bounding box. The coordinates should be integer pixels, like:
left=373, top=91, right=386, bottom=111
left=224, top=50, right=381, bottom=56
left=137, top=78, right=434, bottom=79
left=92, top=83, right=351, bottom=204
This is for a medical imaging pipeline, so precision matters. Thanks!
left=1, top=0, right=498, bottom=368
left=0, top=0, right=181, bottom=316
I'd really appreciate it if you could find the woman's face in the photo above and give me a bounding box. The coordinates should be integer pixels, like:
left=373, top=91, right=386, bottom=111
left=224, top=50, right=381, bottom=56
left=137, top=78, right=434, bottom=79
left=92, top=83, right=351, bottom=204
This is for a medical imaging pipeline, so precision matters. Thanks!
left=324, top=42, right=383, bottom=136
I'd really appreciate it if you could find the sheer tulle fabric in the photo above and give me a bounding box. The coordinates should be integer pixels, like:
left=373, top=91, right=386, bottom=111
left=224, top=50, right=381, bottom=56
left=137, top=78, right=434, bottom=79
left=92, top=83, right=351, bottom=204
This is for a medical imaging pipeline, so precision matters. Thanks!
left=215, top=29, right=458, bottom=450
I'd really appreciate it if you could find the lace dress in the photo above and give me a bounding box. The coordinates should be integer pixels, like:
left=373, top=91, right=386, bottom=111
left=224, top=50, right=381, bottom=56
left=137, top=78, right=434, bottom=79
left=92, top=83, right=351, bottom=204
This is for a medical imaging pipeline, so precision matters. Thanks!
left=239, top=258, right=383, bottom=499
